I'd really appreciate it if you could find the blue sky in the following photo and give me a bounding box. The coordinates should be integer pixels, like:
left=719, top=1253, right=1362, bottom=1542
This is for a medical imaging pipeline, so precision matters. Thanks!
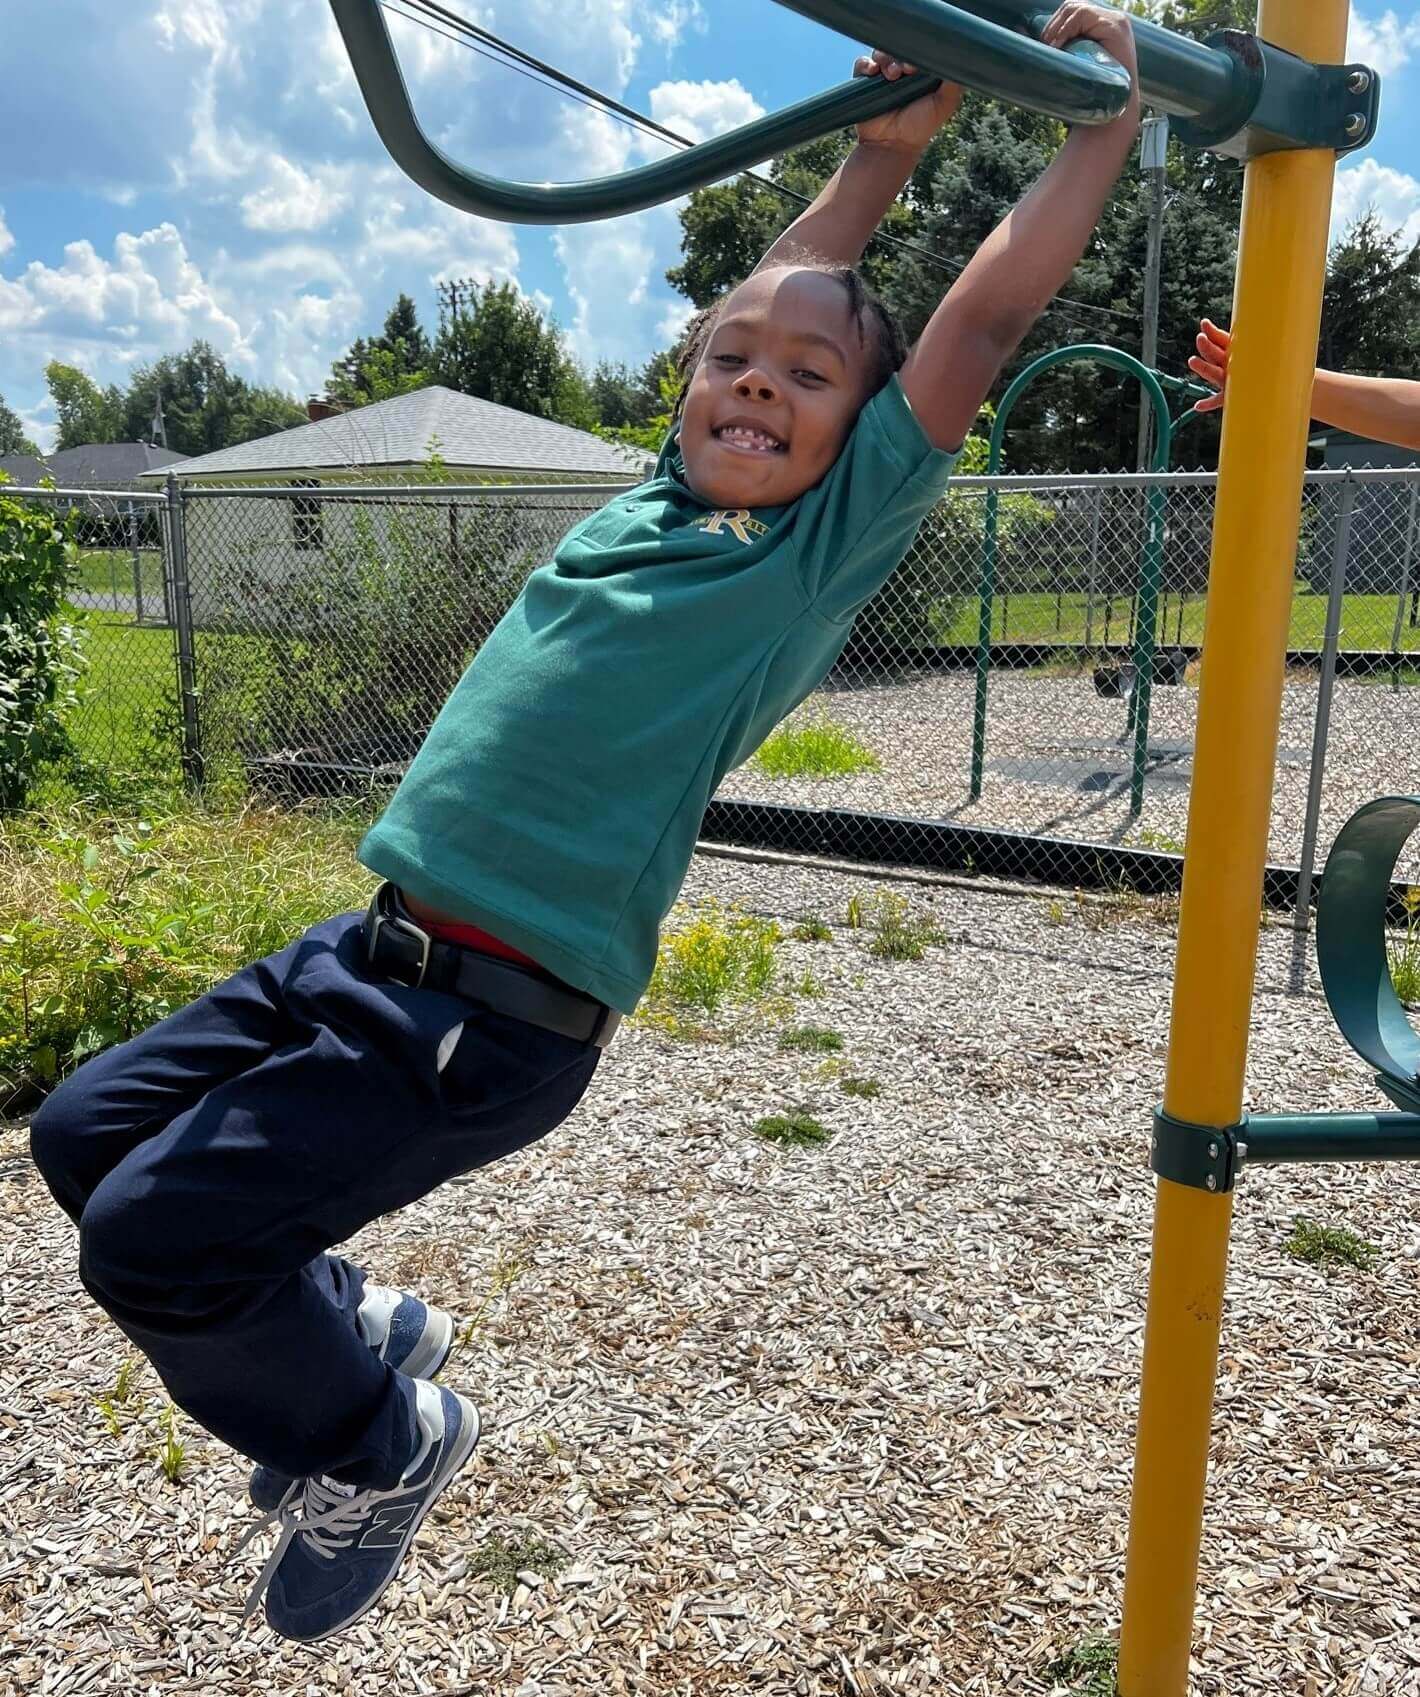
left=3, top=1, right=1419, bottom=451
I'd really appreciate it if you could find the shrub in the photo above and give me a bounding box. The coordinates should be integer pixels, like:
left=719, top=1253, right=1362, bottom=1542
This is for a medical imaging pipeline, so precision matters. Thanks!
left=0, top=491, right=84, bottom=810
left=752, top=1111, right=829, bottom=1149
left=645, top=905, right=780, bottom=1017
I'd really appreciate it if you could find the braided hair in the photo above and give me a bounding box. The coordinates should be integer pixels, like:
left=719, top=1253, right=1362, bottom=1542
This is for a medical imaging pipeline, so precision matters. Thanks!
left=672, top=257, right=908, bottom=421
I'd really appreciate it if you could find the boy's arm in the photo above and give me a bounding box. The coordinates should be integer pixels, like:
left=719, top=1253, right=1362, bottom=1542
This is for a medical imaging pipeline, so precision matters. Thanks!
left=899, top=2, right=1140, bottom=451
left=1191, top=319, right=1420, bottom=451
left=755, top=56, right=962, bottom=273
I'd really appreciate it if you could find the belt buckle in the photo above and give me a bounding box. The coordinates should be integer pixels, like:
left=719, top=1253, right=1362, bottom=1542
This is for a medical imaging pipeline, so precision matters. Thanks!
left=367, top=895, right=432, bottom=989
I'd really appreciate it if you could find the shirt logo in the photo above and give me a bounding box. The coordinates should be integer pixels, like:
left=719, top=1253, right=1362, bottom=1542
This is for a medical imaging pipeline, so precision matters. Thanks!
left=694, top=509, right=769, bottom=546
left=359, top=1501, right=418, bottom=1550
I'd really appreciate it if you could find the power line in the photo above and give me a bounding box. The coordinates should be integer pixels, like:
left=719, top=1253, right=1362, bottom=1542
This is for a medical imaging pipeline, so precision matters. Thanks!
left=378, top=0, right=1139, bottom=331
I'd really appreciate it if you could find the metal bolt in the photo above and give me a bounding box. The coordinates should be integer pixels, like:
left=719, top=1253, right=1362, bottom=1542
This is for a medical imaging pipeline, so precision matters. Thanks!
left=1344, top=112, right=1368, bottom=140
left=1206, top=1175, right=1218, bottom=1191
left=1347, top=69, right=1372, bottom=94
left=1208, top=1141, right=1219, bottom=1159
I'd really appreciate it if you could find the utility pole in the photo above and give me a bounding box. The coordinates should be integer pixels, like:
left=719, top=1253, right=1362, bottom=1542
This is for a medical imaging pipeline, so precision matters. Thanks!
left=1136, top=114, right=1169, bottom=470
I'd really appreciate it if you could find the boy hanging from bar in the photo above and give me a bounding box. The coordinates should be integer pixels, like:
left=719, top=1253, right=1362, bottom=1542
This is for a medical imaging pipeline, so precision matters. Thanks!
left=31, top=1, right=1140, bottom=1643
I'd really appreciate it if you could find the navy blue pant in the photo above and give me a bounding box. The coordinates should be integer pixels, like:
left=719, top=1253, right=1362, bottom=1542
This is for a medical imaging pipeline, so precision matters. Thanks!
left=30, top=911, right=599, bottom=1490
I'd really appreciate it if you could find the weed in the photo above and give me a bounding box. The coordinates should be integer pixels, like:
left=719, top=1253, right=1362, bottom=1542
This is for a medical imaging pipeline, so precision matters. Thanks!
left=1047, top=1634, right=1118, bottom=1696
left=778, top=1025, right=843, bottom=1055
left=753, top=716, right=880, bottom=779
left=93, top=1356, right=143, bottom=1439
left=1045, top=898, right=1066, bottom=926
left=797, top=969, right=824, bottom=998
left=863, top=892, right=943, bottom=961
left=1133, top=827, right=1185, bottom=855
left=471, top=1531, right=566, bottom=1593
left=845, top=894, right=866, bottom=930
left=157, top=1404, right=187, bottom=1484
left=458, top=1247, right=529, bottom=1347
left=644, top=904, right=780, bottom=1019
left=1286, top=1216, right=1376, bottom=1273
left=840, top=1075, right=882, bottom=1099
left=753, top=1111, right=830, bottom=1149
left=1389, top=888, right=1420, bottom=1006
left=793, top=915, right=832, bottom=942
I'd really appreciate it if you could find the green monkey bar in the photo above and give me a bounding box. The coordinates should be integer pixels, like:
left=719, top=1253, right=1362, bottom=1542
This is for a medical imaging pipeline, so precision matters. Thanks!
left=327, top=0, right=1379, bottom=226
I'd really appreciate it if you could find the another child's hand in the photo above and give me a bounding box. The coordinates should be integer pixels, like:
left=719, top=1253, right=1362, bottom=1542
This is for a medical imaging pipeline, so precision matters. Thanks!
left=1188, top=318, right=1230, bottom=414
left=854, top=49, right=962, bottom=153
left=1040, top=1, right=1140, bottom=114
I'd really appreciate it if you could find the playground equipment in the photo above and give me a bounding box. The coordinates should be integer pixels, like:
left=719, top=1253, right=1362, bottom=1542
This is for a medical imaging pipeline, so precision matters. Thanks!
left=330, top=2, right=1393, bottom=1691
left=967, top=343, right=1211, bottom=817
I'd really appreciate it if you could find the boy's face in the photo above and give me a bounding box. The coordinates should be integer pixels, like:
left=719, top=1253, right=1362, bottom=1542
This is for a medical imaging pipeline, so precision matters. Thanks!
left=677, top=267, right=875, bottom=510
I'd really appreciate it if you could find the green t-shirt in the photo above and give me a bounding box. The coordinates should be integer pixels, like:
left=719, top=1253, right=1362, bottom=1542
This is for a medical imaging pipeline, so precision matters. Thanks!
left=359, top=376, right=958, bottom=1013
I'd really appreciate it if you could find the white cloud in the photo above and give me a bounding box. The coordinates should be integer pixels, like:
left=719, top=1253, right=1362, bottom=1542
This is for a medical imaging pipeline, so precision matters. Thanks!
left=0, top=208, right=13, bottom=260
left=1349, top=6, right=1420, bottom=75
left=646, top=2, right=706, bottom=48
left=647, top=78, right=765, bottom=145
left=1332, top=155, right=1420, bottom=247
left=240, top=159, right=350, bottom=234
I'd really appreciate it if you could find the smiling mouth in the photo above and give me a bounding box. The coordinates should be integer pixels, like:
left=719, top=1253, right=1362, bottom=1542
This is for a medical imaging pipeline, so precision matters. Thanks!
left=713, top=424, right=787, bottom=455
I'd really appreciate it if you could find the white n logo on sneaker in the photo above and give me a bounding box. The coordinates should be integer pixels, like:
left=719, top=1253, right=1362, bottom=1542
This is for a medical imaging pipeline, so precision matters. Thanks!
left=359, top=1501, right=419, bottom=1550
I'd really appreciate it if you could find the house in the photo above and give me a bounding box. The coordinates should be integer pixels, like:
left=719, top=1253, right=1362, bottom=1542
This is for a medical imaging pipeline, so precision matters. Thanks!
left=1, top=440, right=187, bottom=542
left=1314, top=426, right=1420, bottom=597
left=135, top=387, right=649, bottom=631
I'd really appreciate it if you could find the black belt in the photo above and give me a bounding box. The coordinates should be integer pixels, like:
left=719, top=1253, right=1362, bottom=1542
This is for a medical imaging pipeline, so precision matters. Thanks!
left=363, top=884, right=621, bottom=1049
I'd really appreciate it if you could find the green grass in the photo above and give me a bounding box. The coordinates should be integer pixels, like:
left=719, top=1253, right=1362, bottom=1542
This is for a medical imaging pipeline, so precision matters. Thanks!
left=936, top=587, right=1420, bottom=653
left=777, top=1024, right=843, bottom=1054
left=840, top=1075, right=881, bottom=1099
left=752, top=716, right=881, bottom=779
left=792, top=915, right=833, bottom=942
left=752, top=1110, right=830, bottom=1149
left=1285, top=1216, right=1376, bottom=1273
left=156, top=1404, right=188, bottom=1484
left=74, top=548, right=165, bottom=605
left=1046, top=1636, right=1118, bottom=1696
left=642, top=904, right=780, bottom=1021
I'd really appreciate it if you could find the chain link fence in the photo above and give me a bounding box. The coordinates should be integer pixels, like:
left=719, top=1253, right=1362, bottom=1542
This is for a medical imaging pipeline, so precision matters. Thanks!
left=14, top=467, right=1420, bottom=914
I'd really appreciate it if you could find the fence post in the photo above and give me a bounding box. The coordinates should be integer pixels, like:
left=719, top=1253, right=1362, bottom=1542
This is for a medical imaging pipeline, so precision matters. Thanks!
left=165, top=473, right=204, bottom=787
left=1390, top=479, right=1419, bottom=689
left=127, top=499, right=145, bottom=624
left=1084, top=484, right=1103, bottom=649
left=1294, top=473, right=1356, bottom=931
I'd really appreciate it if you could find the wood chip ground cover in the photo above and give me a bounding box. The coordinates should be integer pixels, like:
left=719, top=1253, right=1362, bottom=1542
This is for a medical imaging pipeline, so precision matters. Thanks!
left=2, top=853, right=1417, bottom=1695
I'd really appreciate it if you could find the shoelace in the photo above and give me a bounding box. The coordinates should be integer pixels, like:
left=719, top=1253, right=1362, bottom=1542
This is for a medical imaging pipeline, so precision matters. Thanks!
left=236, top=1475, right=393, bottom=1620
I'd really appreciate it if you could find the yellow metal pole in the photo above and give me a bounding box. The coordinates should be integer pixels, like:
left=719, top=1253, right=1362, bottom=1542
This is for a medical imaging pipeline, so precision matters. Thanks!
left=1117, top=3, right=1349, bottom=1692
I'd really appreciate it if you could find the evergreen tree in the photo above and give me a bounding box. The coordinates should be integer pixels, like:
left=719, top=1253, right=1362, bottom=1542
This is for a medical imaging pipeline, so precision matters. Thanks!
left=1321, top=212, right=1420, bottom=377
left=329, top=292, right=432, bottom=405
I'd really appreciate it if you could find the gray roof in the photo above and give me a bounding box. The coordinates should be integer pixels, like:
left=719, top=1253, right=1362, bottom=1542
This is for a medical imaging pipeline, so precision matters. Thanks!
left=143, top=386, right=642, bottom=481
left=2, top=442, right=186, bottom=489
left=0, top=452, right=51, bottom=486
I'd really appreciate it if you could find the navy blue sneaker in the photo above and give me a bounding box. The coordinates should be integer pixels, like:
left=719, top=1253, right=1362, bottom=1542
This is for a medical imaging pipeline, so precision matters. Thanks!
left=248, top=1283, right=456, bottom=1512
left=241, top=1380, right=480, bottom=1642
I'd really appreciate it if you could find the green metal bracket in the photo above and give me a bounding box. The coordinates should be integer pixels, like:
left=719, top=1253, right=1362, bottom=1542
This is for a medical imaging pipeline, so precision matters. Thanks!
left=1151, top=1109, right=1243, bottom=1193
left=964, top=3, right=1380, bottom=158
left=1173, top=33, right=1381, bottom=159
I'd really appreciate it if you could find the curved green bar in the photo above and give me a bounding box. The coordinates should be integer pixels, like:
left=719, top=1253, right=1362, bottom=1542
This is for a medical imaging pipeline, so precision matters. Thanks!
left=968, top=345, right=1172, bottom=818
left=327, top=0, right=1130, bottom=226
left=1315, top=795, right=1420, bottom=1106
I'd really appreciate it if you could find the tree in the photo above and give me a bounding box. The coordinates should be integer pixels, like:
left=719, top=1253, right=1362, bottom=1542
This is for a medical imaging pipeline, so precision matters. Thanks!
left=1321, top=212, right=1420, bottom=377
left=431, top=281, right=594, bottom=428
left=329, top=292, right=433, bottom=406
left=119, top=342, right=303, bottom=457
left=45, top=364, right=123, bottom=451
left=0, top=394, right=40, bottom=457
